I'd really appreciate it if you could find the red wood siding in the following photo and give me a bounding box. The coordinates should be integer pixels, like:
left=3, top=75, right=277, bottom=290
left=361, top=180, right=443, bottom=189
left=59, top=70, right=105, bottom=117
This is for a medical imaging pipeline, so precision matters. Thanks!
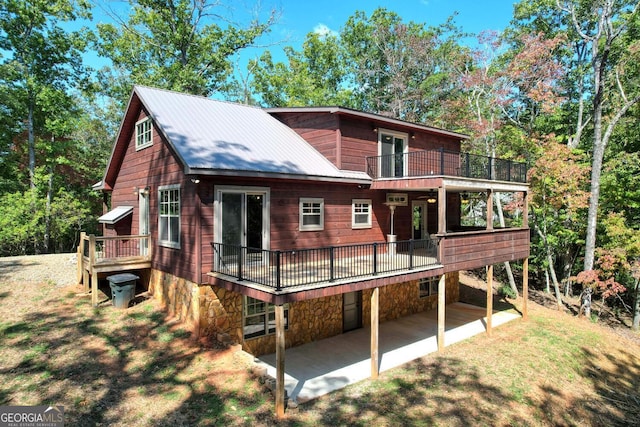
left=441, top=228, right=530, bottom=273
left=107, top=108, right=203, bottom=284
left=270, top=112, right=339, bottom=166
left=272, top=111, right=464, bottom=175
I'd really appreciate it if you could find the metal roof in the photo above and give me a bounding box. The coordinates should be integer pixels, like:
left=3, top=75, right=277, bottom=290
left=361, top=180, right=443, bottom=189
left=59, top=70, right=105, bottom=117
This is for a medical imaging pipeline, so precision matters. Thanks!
left=133, top=86, right=371, bottom=183
left=98, top=205, right=133, bottom=224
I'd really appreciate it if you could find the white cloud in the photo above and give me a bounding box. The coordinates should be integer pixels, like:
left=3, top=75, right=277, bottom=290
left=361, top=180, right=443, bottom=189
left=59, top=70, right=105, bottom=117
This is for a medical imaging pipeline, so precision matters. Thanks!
left=313, top=23, right=338, bottom=37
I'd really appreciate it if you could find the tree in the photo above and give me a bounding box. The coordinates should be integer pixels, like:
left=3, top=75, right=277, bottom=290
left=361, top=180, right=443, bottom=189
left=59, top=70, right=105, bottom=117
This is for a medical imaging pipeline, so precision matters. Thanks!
left=95, top=0, right=278, bottom=104
left=528, top=138, right=590, bottom=309
left=340, top=8, right=465, bottom=123
left=555, top=0, right=640, bottom=271
left=0, top=0, right=92, bottom=190
left=251, top=32, right=353, bottom=107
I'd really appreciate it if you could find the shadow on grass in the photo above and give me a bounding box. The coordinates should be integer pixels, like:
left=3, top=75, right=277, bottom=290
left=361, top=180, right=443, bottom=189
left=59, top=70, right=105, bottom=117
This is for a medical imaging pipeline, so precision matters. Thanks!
left=0, top=285, right=270, bottom=426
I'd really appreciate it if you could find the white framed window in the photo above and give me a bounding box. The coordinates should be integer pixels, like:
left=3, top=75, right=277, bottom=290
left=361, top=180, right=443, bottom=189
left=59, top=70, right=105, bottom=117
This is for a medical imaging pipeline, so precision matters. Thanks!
left=419, top=277, right=439, bottom=298
left=158, top=184, right=180, bottom=248
left=299, top=198, right=324, bottom=231
left=243, top=296, right=289, bottom=339
left=352, top=199, right=372, bottom=229
left=135, top=117, right=153, bottom=150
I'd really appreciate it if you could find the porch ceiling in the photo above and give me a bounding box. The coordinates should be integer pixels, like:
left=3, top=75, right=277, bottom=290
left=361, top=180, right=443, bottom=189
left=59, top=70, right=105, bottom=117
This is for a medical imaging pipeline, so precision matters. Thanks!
left=371, top=176, right=529, bottom=192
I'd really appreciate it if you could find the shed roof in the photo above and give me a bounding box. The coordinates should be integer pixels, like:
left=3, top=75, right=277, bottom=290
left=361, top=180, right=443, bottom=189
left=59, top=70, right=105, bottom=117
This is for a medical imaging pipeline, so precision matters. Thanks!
left=131, top=86, right=370, bottom=183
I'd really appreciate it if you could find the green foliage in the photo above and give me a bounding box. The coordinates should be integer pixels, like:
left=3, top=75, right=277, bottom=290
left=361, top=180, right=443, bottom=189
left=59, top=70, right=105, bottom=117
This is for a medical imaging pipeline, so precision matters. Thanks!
left=95, top=0, right=278, bottom=104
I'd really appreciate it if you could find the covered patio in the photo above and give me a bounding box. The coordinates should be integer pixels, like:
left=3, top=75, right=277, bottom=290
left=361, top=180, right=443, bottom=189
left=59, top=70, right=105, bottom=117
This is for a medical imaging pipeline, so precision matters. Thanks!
left=257, top=302, right=521, bottom=404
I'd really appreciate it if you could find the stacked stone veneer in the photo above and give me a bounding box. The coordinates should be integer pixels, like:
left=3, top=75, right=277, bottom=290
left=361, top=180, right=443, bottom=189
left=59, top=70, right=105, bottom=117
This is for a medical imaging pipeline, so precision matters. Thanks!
left=149, top=270, right=459, bottom=357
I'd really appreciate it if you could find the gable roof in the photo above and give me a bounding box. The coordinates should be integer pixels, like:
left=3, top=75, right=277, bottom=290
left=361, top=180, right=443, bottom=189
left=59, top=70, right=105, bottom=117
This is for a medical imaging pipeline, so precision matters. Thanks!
left=101, top=86, right=370, bottom=190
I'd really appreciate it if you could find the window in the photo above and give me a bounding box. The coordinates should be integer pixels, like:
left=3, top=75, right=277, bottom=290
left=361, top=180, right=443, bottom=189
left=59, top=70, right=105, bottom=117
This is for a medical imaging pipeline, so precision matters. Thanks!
left=136, top=117, right=153, bottom=150
left=243, top=296, right=289, bottom=339
left=300, top=198, right=324, bottom=231
left=158, top=185, right=180, bottom=248
left=352, top=199, right=372, bottom=229
left=419, top=277, right=439, bottom=298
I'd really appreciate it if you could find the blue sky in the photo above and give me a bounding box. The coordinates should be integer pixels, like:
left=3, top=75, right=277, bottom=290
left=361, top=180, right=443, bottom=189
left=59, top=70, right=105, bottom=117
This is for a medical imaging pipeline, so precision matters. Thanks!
left=83, top=0, right=517, bottom=71
left=269, top=0, right=517, bottom=44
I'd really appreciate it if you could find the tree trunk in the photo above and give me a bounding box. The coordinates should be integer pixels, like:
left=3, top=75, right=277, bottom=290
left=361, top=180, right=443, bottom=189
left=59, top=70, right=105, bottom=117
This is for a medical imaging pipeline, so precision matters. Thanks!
left=28, top=97, right=36, bottom=190
left=632, top=278, right=640, bottom=331
left=545, top=268, right=550, bottom=293
left=536, top=225, right=563, bottom=310
left=495, top=193, right=518, bottom=296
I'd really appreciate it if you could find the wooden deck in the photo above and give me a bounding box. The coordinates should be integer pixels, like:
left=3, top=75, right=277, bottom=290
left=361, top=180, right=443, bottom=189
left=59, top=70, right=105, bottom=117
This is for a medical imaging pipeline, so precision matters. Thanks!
left=77, top=233, right=152, bottom=306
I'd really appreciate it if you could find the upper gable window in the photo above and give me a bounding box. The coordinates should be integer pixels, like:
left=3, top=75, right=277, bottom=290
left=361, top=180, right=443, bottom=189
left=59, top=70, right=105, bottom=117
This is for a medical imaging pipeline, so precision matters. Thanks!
left=136, top=117, right=153, bottom=150
left=300, top=198, right=324, bottom=231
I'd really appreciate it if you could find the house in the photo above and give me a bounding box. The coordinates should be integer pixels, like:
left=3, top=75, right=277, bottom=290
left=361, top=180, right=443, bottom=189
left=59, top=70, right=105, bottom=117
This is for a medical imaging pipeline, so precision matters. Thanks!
left=83, top=85, right=529, bottom=415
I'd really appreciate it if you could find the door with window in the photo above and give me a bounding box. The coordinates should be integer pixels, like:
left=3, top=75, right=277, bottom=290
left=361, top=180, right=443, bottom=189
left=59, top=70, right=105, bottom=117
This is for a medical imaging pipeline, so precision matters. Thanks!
left=412, top=200, right=428, bottom=248
left=380, top=132, right=407, bottom=178
left=139, top=191, right=149, bottom=255
left=343, top=291, right=362, bottom=332
left=216, top=187, right=269, bottom=265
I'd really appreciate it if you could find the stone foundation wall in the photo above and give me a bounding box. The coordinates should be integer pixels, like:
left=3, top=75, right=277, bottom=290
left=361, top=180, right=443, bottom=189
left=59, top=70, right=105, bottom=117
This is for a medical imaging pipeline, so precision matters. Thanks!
left=148, top=269, right=199, bottom=332
left=149, top=269, right=460, bottom=357
left=362, top=272, right=460, bottom=323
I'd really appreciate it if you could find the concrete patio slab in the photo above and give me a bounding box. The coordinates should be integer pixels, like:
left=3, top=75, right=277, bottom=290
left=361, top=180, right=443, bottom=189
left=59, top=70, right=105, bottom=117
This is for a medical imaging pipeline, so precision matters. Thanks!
left=256, top=302, right=520, bottom=403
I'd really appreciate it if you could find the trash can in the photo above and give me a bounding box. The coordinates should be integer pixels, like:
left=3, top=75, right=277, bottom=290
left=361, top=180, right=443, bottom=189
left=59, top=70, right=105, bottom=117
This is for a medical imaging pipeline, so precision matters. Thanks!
left=107, top=273, right=139, bottom=309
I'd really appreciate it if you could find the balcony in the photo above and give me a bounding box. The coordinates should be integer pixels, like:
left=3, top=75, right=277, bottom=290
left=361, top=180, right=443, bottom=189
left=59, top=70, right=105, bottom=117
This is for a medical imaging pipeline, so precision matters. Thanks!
left=209, top=227, right=530, bottom=299
left=210, top=238, right=439, bottom=293
left=366, top=149, right=527, bottom=183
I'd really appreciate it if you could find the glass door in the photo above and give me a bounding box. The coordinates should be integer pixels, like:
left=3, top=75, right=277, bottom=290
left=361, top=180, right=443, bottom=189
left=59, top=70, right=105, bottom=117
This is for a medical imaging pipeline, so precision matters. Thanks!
left=380, top=132, right=407, bottom=178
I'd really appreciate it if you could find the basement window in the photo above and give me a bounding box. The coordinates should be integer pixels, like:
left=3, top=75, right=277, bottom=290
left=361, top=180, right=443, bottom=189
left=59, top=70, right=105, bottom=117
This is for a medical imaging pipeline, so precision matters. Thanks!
left=243, top=297, right=289, bottom=339
left=419, top=277, right=439, bottom=298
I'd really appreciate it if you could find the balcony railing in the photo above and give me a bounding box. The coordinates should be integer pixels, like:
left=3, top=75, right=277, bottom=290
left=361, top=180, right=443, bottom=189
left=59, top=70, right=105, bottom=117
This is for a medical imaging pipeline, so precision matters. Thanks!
left=211, top=238, right=439, bottom=291
left=366, top=149, right=527, bottom=183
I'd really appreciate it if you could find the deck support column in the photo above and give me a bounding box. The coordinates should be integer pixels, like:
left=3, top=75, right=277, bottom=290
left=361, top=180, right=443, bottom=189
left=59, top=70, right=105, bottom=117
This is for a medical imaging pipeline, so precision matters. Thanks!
left=89, top=235, right=99, bottom=306
left=275, top=304, right=286, bottom=418
left=486, top=264, right=493, bottom=336
left=438, top=187, right=446, bottom=234
left=523, top=258, right=529, bottom=321
left=486, top=189, right=494, bottom=230
left=371, top=287, right=379, bottom=379
left=437, top=274, right=446, bottom=352
left=91, top=270, right=98, bottom=306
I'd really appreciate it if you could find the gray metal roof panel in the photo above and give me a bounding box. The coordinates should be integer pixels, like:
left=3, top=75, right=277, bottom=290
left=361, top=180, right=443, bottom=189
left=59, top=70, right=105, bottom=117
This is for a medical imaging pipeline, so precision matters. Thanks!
left=134, top=86, right=369, bottom=181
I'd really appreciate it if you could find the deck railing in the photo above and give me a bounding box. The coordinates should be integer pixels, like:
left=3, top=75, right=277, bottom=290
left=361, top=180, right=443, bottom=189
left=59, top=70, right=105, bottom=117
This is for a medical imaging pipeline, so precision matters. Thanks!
left=211, top=238, right=439, bottom=291
left=366, top=149, right=527, bottom=183
left=80, top=233, right=152, bottom=263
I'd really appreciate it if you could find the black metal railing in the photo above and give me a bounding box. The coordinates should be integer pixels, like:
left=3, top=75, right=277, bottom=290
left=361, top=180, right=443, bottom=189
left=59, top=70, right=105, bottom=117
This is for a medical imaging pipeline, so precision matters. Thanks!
left=366, top=149, right=527, bottom=183
left=211, top=238, right=439, bottom=291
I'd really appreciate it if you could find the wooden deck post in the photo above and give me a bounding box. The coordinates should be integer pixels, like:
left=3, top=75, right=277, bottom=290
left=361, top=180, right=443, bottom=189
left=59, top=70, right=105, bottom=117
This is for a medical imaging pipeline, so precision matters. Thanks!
left=77, top=232, right=85, bottom=287
left=486, top=189, right=494, bottom=230
left=486, top=264, right=493, bottom=336
left=371, top=287, right=379, bottom=379
left=523, top=258, right=529, bottom=321
left=275, top=304, right=286, bottom=419
left=438, top=187, right=446, bottom=234
left=89, top=235, right=98, bottom=307
left=437, top=274, right=446, bottom=352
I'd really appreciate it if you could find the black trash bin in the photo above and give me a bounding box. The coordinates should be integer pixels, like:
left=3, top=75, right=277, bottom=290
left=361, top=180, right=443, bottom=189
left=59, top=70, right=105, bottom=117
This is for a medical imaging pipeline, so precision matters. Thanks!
left=107, top=273, right=139, bottom=309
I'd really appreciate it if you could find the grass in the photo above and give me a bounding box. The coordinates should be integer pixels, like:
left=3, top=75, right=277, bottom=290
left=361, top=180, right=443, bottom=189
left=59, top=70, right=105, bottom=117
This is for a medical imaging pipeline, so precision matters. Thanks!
left=0, top=276, right=639, bottom=426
